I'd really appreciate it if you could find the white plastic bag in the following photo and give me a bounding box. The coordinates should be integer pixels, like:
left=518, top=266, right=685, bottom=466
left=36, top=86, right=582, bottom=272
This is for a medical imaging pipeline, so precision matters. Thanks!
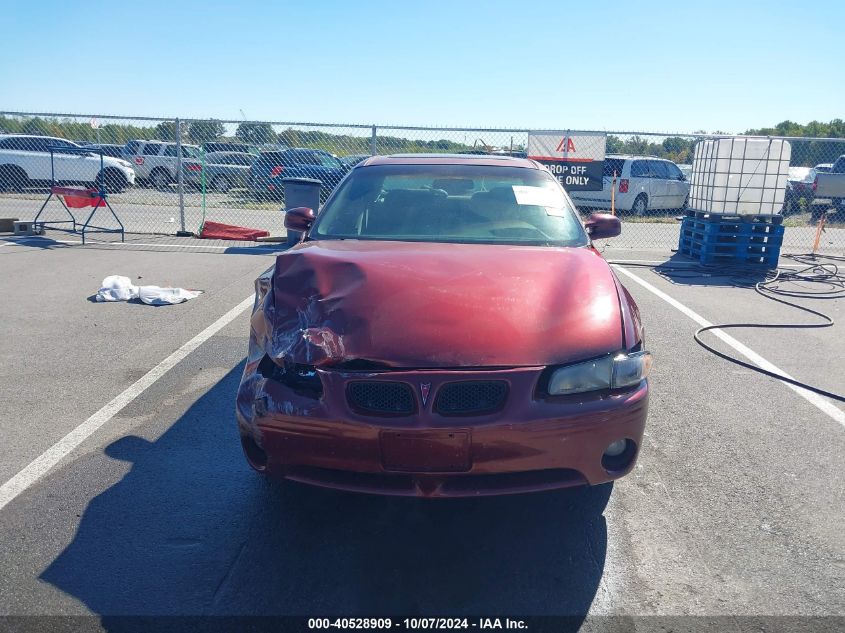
left=96, top=275, right=202, bottom=305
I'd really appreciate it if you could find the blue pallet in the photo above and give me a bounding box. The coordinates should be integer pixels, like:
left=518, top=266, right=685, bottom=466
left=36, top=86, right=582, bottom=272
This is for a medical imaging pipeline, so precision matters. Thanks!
left=680, top=231, right=784, bottom=249
left=678, top=241, right=780, bottom=267
left=678, top=215, right=782, bottom=267
left=684, top=210, right=784, bottom=225
left=682, top=218, right=784, bottom=238
left=680, top=238, right=781, bottom=258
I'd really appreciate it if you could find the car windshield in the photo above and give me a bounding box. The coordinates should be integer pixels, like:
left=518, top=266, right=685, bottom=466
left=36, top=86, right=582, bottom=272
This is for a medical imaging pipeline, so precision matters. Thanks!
left=310, top=163, right=588, bottom=247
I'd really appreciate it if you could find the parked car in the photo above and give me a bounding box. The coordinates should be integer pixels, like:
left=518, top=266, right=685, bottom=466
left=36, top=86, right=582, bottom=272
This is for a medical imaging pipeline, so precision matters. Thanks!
left=0, top=134, right=136, bottom=192
left=783, top=165, right=833, bottom=214
left=248, top=148, right=349, bottom=200
left=339, top=154, right=370, bottom=168
left=202, top=142, right=258, bottom=155
left=236, top=153, right=651, bottom=497
left=79, top=143, right=125, bottom=159
left=830, top=155, right=845, bottom=214
left=182, top=151, right=254, bottom=192
left=567, top=155, right=690, bottom=215
left=121, top=140, right=201, bottom=188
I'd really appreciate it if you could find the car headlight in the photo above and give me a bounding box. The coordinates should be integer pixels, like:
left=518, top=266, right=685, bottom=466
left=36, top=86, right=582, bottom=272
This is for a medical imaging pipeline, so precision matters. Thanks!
left=547, top=351, right=652, bottom=395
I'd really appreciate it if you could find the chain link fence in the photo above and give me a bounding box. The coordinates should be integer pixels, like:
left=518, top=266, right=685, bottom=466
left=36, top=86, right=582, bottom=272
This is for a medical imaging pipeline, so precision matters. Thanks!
left=1, top=111, right=843, bottom=254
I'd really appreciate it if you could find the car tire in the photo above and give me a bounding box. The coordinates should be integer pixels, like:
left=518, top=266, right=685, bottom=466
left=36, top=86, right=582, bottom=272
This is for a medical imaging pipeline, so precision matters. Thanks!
left=98, top=168, right=128, bottom=193
left=211, top=174, right=230, bottom=193
left=150, top=168, right=171, bottom=190
left=632, top=194, right=648, bottom=216
left=0, top=164, right=29, bottom=192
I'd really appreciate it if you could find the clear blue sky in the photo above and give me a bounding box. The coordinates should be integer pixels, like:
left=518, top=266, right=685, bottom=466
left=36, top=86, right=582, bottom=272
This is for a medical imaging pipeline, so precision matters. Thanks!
left=1, top=0, right=841, bottom=133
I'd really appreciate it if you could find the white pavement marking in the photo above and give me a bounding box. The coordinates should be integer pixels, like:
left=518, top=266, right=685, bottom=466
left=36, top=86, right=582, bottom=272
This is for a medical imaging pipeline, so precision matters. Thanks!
left=613, top=265, right=845, bottom=428
left=0, top=294, right=256, bottom=512
left=0, top=237, right=285, bottom=252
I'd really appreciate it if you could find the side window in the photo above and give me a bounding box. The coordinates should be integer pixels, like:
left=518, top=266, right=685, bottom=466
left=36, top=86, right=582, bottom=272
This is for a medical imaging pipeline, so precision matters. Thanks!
left=144, top=144, right=163, bottom=156
left=294, top=151, right=321, bottom=166
left=0, top=138, right=18, bottom=149
left=317, top=152, right=342, bottom=168
left=124, top=140, right=140, bottom=155
left=630, top=160, right=649, bottom=178
left=649, top=161, right=670, bottom=179
left=664, top=162, right=683, bottom=180
left=235, top=155, right=253, bottom=166
left=25, top=138, right=49, bottom=152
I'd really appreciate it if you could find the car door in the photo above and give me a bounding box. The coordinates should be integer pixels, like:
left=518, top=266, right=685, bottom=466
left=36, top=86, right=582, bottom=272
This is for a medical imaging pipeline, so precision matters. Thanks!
left=52, top=139, right=97, bottom=184
left=14, top=137, right=52, bottom=181
left=662, top=161, right=689, bottom=208
left=629, top=159, right=652, bottom=204
left=646, top=160, right=671, bottom=209
left=137, top=143, right=163, bottom=179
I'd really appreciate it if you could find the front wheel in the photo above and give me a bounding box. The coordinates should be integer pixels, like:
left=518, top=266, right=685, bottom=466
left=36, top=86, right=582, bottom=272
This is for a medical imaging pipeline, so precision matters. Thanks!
left=0, top=165, right=29, bottom=192
left=632, top=194, right=648, bottom=216
left=98, top=168, right=128, bottom=193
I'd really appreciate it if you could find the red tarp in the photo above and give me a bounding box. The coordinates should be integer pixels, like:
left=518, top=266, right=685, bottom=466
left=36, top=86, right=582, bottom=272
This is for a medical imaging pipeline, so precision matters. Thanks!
left=198, top=221, right=270, bottom=241
left=60, top=188, right=105, bottom=209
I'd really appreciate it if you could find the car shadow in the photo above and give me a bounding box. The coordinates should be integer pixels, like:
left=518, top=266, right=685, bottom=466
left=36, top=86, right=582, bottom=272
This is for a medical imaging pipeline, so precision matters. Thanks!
left=41, top=363, right=610, bottom=622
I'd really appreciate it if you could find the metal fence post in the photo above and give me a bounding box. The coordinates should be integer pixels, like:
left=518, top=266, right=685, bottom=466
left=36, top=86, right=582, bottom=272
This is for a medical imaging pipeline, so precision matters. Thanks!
left=175, top=117, right=187, bottom=234
left=371, top=125, right=377, bottom=156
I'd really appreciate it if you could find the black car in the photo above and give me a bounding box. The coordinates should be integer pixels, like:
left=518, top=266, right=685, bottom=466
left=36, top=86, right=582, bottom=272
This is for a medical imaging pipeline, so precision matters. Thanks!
left=203, top=142, right=258, bottom=155
left=249, top=148, right=349, bottom=201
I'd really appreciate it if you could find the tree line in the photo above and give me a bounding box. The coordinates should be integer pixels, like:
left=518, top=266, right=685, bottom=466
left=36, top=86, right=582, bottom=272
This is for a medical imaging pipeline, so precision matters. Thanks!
left=1, top=115, right=843, bottom=166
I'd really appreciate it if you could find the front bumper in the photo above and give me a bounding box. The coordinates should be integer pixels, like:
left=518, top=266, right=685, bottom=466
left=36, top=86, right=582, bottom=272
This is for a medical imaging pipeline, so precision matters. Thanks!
left=236, top=364, right=648, bottom=498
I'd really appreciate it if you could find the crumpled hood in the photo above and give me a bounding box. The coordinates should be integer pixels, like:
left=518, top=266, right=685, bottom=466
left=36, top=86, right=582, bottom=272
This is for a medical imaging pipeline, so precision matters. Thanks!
left=267, top=240, right=622, bottom=368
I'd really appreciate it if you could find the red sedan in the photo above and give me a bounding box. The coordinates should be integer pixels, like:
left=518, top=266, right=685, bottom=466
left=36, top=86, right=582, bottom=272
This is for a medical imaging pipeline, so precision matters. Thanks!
left=236, top=154, right=651, bottom=497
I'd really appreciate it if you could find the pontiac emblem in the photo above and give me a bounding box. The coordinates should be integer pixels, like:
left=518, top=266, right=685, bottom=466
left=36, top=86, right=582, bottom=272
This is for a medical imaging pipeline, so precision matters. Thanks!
left=420, top=383, right=432, bottom=406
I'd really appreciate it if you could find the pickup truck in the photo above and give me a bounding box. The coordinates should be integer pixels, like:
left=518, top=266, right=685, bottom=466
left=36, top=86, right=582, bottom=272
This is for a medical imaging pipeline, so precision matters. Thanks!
left=815, top=154, right=845, bottom=214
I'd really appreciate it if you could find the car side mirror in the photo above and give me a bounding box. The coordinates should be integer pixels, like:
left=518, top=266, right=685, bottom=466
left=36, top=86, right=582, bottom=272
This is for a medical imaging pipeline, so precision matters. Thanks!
left=585, top=213, right=621, bottom=240
left=284, top=206, right=316, bottom=232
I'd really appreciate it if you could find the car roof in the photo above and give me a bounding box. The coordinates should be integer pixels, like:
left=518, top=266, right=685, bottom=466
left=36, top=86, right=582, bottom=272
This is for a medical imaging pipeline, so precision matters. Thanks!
left=128, top=140, right=200, bottom=147
left=206, top=151, right=254, bottom=158
left=606, top=154, right=668, bottom=160
left=358, top=153, right=543, bottom=169
left=0, top=133, right=69, bottom=141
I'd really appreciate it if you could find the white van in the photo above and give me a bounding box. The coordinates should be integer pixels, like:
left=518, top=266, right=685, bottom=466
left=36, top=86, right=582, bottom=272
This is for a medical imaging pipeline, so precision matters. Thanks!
left=568, top=155, right=690, bottom=215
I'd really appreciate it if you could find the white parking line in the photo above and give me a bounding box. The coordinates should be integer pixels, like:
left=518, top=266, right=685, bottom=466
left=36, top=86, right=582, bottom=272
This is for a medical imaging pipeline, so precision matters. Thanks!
left=0, top=237, right=285, bottom=252
left=613, top=265, right=845, bottom=428
left=0, top=294, right=256, bottom=513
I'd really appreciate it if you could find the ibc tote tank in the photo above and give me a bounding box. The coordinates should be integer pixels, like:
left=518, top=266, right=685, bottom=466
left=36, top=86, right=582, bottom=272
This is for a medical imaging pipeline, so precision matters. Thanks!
left=689, top=138, right=791, bottom=215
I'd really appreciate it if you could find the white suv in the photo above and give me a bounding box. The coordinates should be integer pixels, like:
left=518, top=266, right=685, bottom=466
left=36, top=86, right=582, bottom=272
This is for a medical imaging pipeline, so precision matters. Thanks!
left=0, top=135, right=136, bottom=192
left=121, top=140, right=201, bottom=188
left=568, top=155, right=690, bottom=215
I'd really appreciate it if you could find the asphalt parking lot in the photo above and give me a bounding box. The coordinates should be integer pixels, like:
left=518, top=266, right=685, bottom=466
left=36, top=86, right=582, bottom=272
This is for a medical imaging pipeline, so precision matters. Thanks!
left=0, top=234, right=843, bottom=627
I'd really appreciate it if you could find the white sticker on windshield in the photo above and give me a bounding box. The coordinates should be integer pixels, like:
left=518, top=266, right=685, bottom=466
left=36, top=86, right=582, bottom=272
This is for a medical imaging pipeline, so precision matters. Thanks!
left=512, top=186, right=566, bottom=216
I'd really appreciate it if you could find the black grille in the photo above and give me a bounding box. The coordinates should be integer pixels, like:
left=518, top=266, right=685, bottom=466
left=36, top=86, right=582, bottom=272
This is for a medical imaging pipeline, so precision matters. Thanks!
left=434, top=381, right=508, bottom=416
left=347, top=381, right=415, bottom=415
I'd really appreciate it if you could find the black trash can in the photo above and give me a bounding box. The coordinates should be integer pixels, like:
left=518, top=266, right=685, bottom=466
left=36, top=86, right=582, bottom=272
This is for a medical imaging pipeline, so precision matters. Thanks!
left=282, top=177, right=322, bottom=246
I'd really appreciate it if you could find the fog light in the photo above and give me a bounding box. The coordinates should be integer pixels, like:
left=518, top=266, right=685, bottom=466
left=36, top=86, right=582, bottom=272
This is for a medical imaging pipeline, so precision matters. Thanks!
left=604, top=439, right=627, bottom=457
left=601, top=438, right=637, bottom=473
